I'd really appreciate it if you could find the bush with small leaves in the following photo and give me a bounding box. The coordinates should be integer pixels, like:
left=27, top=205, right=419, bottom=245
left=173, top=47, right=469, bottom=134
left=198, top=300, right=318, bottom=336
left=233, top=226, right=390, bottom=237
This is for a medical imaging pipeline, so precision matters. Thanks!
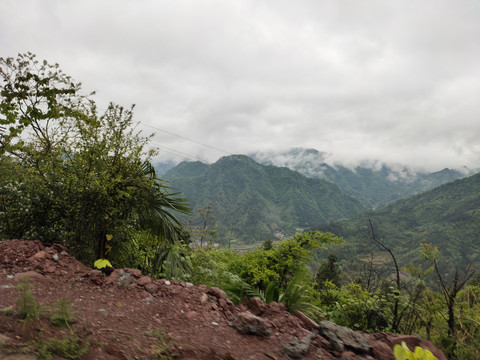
left=15, top=277, right=40, bottom=321
left=49, top=298, right=73, bottom=328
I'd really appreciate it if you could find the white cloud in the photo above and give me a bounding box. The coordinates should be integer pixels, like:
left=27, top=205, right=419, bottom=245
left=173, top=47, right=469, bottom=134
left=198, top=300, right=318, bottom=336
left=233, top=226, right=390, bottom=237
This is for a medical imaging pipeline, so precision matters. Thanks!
left=1, top=0, right=479, bottom=171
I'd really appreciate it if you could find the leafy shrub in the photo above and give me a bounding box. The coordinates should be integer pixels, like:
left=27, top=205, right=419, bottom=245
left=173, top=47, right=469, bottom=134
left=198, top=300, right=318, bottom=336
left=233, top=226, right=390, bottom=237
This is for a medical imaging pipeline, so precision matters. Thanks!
left=36, top=334, right=90, bottom=360
left=281, top=275, right=318, bottom=315
left=317, top=282, right=392, bottom=332
left=49, top=298, right=73, bottom=328
left=15, top=277, right=40, bottom=321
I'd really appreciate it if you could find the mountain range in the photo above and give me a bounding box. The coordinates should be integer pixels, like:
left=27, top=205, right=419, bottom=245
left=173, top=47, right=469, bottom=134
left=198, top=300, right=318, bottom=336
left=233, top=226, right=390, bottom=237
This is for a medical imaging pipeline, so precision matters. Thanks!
left=251, top=148, right=470, bottom=208
left=164, top=154, right=366, bottom=243
left=162, top=150, right=474, bottom=249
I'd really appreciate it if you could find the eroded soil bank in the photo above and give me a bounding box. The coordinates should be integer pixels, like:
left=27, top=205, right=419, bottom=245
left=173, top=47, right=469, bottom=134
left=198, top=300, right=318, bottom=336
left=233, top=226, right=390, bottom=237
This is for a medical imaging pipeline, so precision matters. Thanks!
left=0, top=240, right=446, bottom=359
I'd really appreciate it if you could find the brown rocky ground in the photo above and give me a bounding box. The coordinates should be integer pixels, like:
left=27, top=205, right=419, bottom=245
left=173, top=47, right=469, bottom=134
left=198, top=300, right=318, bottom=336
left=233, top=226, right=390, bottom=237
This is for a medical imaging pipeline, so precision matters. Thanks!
left=0, top=240, right=446, bottom=360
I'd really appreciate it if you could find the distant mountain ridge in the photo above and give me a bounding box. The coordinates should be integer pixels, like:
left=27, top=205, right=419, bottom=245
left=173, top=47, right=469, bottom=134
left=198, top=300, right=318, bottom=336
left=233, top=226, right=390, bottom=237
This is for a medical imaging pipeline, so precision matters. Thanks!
left=251, top=148, right=470, bottom=208
left=164, top=155, right=366, bottom=243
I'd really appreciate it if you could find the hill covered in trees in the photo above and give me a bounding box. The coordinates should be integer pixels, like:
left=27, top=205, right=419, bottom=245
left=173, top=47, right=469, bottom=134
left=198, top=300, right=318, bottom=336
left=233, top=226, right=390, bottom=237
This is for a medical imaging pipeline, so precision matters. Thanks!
left=164, top=155, right=366, bottom=243
left=314, top=171, right=480, bottom=275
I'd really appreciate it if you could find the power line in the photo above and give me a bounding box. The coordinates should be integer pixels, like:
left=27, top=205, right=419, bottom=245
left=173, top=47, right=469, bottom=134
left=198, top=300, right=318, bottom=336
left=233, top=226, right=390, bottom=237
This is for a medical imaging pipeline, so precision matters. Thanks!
left=140, top=122, right=232, bottom=156
left=150, top=141, right=205, bottom=162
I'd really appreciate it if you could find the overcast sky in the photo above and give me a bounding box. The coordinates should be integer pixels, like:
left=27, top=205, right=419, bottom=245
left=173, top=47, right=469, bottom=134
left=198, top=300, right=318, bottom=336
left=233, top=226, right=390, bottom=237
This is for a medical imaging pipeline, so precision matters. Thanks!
left=1, top=0, right=479, bottom=171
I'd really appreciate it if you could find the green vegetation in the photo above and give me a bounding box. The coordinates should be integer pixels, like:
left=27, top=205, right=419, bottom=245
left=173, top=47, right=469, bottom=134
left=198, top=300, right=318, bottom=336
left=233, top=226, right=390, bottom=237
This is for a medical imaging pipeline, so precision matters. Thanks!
left=187, top=231, right=343, bottom=314
left=314, top=172, right=480, bottom=279
left=116, top=228, right=193, bottom=278
left=36, top=334, right=90, bottom=360
left=3, top=52, right=480, bottom=359
left=94, top=258, right=113, bottom=270
left=394, top=341, right=438, bottom=360
left=0, top=53, right=191, bottom=270
left=49, top=298, right=74, bottom=328
left=15, top=278, right=40, bottom=321
left=186, top=237, right=480, bottom=359
left=1, top=306, right=14, bottom=316
left=145, top=328, right=173, bottom=359
left=315, top=253, right=342, bottom=289
left=11, top=280, right=90, bottom=359
left=16, top=281, right=72, bottom=328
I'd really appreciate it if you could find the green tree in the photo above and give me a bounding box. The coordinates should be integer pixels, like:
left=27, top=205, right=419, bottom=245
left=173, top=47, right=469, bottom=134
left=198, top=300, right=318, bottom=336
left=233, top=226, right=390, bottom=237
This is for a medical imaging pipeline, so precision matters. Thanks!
left=228, top=231, right=343, bottom=290
left=315, top=281, right=393, bottom=332
left=315, top=253, right=342, bottom=289
left=0, top=52, right=86, bottom=155
left=421, top=243, right=475, bottom=358
left=261, top=238, right=274, bottom=250
left=194, top=204, right=218, bottom=247
left=0, top=53, right=191, bottom=267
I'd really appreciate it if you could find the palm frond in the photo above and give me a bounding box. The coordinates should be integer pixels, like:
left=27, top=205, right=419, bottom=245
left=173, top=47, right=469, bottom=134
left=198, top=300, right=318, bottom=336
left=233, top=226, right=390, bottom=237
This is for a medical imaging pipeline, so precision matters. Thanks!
left=152, top=240, right=192, bottom=279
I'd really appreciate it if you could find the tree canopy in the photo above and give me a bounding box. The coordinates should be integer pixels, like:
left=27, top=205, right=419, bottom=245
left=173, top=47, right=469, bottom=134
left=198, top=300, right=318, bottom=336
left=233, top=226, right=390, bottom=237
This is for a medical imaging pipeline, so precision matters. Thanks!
left=0, top=52, right=191, bottom=266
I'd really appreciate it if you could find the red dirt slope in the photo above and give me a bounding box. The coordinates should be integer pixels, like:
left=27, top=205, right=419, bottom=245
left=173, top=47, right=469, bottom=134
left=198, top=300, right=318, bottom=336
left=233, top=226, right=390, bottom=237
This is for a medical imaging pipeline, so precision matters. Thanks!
left=0, top=240, right=446, bottom=359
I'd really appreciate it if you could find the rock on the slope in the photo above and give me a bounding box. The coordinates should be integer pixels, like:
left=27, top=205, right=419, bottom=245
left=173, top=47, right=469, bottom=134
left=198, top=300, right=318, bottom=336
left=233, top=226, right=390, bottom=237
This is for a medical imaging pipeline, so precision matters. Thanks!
left=233, top=311, right=273, bottom=336
left=318, top=321, right=370, bottom=353
left=282, top=334, right=316, bottom=359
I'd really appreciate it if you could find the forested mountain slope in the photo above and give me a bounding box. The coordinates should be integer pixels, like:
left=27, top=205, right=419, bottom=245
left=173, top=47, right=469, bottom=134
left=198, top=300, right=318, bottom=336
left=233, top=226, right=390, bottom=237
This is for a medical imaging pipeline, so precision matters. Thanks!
left=164, top=155, right=366, bottom=243
left=314, top=171, right=480, bottom=274
left=252, top=148, right=469, bottom=208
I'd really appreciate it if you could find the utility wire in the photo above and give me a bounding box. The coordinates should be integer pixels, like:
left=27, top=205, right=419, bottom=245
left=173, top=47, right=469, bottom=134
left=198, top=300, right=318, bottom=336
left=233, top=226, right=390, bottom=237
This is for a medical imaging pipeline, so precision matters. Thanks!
left=150, top=141, right=205, bottom=162
left=140, top=122, right=232, bottom=156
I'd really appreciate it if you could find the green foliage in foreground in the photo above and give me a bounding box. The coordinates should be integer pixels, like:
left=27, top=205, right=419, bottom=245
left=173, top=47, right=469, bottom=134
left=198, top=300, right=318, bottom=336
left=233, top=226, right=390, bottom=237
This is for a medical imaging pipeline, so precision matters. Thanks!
left=112, top=229, right=193, bottom=279
left=94, top=259, right=113, bottom=270
left=15, top=278, right=40, bottom=321
left=394, top=341, right=438, bottom=360
left=188, top=231, right=342, bottom=307
left=219, top=231, right=343, bottom=291
left=36, top=334, right=90, bottom=360
left=314, top=281, right=393, bottom=331
left=11, top=281, right=89, bottom=359
left=0, top=53, right=191, bottom=268
left=49, top=298, right=74, bottom=328
left=144, top=328, right=174, bottom=360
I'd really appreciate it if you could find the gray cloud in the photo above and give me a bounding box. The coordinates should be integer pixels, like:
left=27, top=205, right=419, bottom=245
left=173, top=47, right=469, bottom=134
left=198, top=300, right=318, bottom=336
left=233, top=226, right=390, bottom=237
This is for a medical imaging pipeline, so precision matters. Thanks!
left=1, top=0, right=479, bottom=171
